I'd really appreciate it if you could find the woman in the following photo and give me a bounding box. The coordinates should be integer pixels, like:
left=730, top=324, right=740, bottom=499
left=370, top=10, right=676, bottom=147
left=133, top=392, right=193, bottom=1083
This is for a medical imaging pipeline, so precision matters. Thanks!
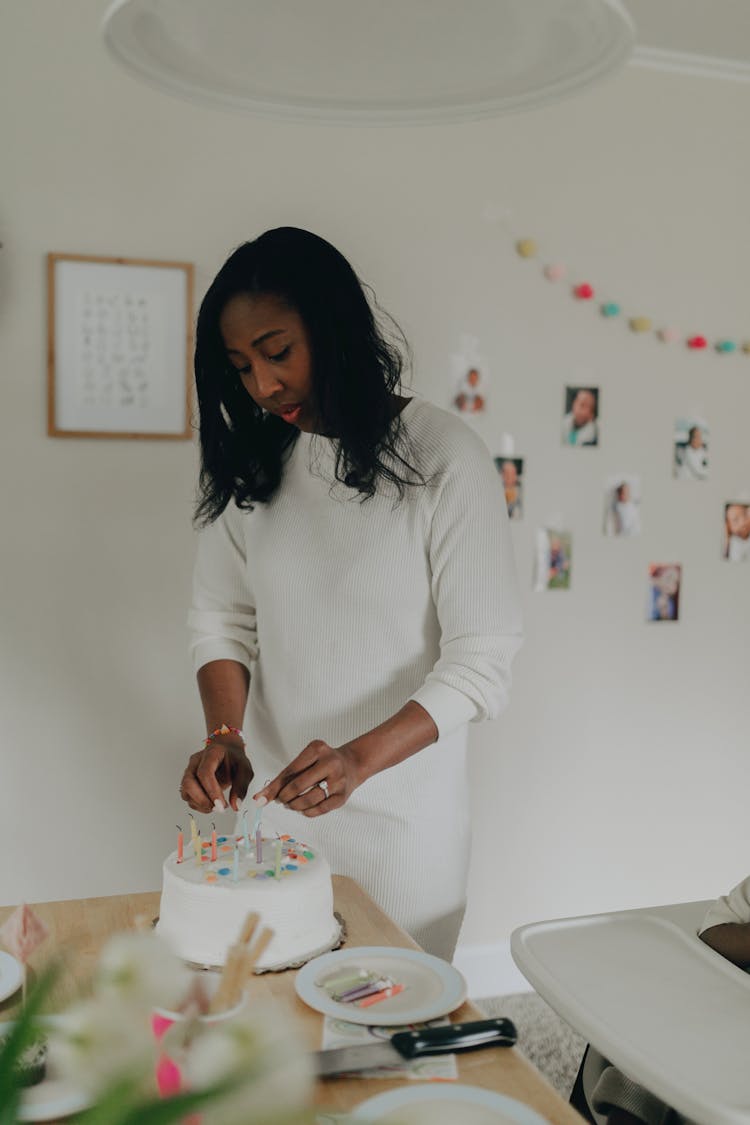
left=179, top=227, right=523, bottom=958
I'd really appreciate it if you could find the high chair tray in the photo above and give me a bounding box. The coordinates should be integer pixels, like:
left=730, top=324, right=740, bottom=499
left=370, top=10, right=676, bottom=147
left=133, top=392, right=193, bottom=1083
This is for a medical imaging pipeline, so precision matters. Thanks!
left=512, top=900, right=750, bottom=1125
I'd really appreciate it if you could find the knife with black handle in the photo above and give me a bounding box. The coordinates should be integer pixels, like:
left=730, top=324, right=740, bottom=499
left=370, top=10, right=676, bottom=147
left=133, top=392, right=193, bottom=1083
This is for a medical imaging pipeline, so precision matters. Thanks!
left=315, top=1017, right=517, bottom=1077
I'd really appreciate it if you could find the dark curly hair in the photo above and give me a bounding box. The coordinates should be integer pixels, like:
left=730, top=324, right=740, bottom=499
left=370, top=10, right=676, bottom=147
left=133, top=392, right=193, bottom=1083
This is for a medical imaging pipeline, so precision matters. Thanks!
left=194, top=227, right=424, bottom=526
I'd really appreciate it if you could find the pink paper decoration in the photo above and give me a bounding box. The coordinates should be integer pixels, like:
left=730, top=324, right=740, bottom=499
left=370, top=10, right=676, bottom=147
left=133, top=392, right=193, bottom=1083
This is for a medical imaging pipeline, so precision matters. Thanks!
left=0, top=903, right=49, bottom=964
left=687, top=335, right=708, bottom=350
left=573, top=283, right=594, bottom=300
left=659, top=326, right=680, bottom=343
left=544, top=263, right=567, bottom=282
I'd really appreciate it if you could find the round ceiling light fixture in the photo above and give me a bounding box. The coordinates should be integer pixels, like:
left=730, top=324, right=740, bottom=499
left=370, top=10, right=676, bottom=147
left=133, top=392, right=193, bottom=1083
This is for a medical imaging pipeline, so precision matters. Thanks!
left=102, top=0, right=635, bottom=126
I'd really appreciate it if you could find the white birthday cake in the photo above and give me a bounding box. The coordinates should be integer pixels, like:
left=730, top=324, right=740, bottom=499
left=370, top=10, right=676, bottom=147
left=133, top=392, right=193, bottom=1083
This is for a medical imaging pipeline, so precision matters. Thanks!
left=157, top=823, right=341, bottom=971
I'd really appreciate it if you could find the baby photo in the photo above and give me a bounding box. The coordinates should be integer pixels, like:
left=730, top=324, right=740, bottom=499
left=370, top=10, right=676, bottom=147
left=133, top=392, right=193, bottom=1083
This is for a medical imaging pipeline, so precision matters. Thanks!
left=452, top=365, right=487, bottom=414
left=647, top=563, right=682, bottom=622
left=534, top=528, right=572, bottom=591
left=494, top=456, right=524, bottom=520
left=674, top=418, right=709, bottom=480
left=562, top=386, right=599, bottom=447
left=603, top=474, right=641, bottom=537
left=723, top=502, right=750, bottom=561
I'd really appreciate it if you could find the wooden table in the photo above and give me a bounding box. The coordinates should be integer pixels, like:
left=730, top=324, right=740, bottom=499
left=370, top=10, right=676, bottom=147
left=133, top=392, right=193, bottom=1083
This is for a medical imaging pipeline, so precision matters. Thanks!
left=1, top=877, right=583, bottom=1123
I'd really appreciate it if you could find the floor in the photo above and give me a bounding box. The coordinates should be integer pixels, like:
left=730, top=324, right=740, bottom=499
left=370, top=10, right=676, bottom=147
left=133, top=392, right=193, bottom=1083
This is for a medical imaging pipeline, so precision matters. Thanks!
left=476, top=990, right=587, bottom=1101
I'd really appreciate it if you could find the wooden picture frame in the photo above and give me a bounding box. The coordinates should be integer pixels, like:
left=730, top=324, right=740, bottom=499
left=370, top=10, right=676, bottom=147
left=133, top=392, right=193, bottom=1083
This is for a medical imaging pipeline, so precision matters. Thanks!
left=47, top=252, right=194, bottom=439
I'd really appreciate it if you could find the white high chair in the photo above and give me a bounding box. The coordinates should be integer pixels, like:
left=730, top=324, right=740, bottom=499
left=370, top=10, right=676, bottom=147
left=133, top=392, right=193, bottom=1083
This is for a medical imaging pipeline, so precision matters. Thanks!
left=511, top=900, right=750, bottom=1125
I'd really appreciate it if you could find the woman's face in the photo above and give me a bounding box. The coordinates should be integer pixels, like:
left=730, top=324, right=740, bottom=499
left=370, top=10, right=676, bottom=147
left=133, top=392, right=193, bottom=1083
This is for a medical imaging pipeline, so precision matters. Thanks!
left=220, top=293, right=317, bottom=432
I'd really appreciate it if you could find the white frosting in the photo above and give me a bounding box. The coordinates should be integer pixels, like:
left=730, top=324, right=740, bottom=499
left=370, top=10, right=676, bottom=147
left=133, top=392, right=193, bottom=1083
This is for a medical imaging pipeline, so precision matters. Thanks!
left=156, top=830, right=340, bottom=970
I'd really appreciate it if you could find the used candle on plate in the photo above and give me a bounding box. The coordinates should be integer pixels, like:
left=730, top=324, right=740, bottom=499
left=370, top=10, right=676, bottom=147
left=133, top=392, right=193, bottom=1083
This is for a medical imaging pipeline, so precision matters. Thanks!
left=211, top=823, right=218, bottom=863
left=255, top=827, right=262, bottom=865
left=176, top=825, right=184, bottom=864
left=274, top=839, right=282, bottom=879
left=233, top=840, right=239, bottom=882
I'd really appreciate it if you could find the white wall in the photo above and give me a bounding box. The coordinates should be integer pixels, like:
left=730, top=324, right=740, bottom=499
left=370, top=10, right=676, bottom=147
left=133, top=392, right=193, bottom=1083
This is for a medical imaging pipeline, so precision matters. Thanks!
left=2, top=1, right=749, bottom=994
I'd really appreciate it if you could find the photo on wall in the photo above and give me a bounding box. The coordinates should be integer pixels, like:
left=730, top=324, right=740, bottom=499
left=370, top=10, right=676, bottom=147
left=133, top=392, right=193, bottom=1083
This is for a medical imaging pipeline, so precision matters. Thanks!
left=534, top=528, right=572, bottom=591
left=603, top=474, right=641, bottom=537
left=494, top=456, right=523, bottom=520
left=647, top=563, right=682, bottom=622
left=674, top=418, right=709, bottom=480
left=453, top=365, right=487, bottom=414
left=562, top=386, right=599, bottom=447
left=723, top=502, right=750, bottom=562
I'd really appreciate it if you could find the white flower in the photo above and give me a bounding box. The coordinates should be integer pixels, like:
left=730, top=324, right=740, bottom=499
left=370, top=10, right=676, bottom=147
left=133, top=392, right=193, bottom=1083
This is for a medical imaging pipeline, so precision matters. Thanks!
left=183, top=999, right=313, bottom=1125
left=96, top=931, right=189, bottom=1013
left=47, top=994, right=156, bottom=1097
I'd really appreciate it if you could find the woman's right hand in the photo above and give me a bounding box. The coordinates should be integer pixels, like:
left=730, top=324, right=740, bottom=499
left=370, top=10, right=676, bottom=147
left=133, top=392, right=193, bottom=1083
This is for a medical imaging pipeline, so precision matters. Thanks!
left=179, top=738, right=254, bottom=814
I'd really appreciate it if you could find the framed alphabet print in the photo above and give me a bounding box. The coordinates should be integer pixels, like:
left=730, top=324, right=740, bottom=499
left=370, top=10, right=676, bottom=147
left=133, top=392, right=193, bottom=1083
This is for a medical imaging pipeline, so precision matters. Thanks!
left=47, top=253, right=193, bottom=439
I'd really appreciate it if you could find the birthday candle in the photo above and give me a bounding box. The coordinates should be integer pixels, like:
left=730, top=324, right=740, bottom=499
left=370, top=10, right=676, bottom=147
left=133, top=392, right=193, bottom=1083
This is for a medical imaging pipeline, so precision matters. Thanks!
left=338, top=977, right=392, bottom=1003
left=233, top=840, right=240, bottom=882
left=317, top=969, right=371, bottom=993
left=255, top=827, right=263, bottom=864
left=252, top=793, right=267, bottom=832
left=176, top=825, right=184, bottom=864
left=274, top=839, right=282, bottom=879
left=192, top=814, right=203, bottom=864
left=211, top=822, right=218, bottom=862
left=358, top=983, right=405, bottom=1008
left=242, top=811, right=250, bottom=850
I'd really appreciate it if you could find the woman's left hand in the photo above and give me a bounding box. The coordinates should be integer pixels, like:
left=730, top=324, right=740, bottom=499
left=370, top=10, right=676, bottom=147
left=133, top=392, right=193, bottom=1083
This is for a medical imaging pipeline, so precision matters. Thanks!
left=253, top=739, right=364, bottom=816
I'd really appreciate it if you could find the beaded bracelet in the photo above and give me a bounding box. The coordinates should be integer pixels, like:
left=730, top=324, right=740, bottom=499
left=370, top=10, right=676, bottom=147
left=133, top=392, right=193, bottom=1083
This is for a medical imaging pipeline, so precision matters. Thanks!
left=203, top=723, right=245, bottom=750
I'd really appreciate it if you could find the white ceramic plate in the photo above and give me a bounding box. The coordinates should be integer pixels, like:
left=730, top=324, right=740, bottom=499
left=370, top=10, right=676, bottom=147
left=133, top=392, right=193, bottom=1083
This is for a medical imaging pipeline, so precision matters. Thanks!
left=0, top=950, right=24, bottom=1003
left=295, top=946, right=467, bottom=1026
left=0, top=1015, right=91, bottom=1122
left=351, top=1084, right=551, bottom=1124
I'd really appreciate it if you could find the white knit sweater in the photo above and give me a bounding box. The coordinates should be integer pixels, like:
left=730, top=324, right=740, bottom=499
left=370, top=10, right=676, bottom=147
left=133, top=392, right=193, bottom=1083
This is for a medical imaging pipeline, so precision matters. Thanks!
left=188, top=396, right=523, bottom=956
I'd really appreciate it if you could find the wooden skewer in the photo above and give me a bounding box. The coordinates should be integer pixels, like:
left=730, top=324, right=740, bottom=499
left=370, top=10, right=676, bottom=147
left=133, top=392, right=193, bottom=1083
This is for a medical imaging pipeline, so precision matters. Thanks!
left=209, top=944, right=245, bottom=1013
left=239, top=927, right=274, bottom=984
left=238, top=911, right=260, bottom=946
left=209, top=919, right=276, bottom=1013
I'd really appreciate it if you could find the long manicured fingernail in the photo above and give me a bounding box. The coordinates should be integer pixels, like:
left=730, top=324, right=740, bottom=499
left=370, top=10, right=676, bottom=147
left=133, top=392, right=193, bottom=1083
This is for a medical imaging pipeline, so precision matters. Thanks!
left=213, top=798, right=226, bottom=811
left=252, top=794, right=268, bottom=806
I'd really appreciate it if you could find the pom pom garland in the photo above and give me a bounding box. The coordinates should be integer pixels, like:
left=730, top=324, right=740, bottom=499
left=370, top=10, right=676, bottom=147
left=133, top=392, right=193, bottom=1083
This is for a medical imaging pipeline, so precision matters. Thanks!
left=514, top=235, right=746, bottom=357
left=515, top=238, right=538, bottom=258
left=544, top=263, right=567, bottom=282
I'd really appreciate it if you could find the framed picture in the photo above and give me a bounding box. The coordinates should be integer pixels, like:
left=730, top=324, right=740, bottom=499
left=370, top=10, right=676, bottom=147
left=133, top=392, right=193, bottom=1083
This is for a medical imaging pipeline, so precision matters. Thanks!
left=47, top=252, right=194, bottom=439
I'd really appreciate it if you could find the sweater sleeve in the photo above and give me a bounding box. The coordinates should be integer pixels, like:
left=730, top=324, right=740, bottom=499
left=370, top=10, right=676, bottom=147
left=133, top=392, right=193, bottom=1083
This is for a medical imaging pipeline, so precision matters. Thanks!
left=699, top=875, right=750, bottom=933
left=188, top=503, right=258, bottom=674
left=408, top=427, right=523, bottom=739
